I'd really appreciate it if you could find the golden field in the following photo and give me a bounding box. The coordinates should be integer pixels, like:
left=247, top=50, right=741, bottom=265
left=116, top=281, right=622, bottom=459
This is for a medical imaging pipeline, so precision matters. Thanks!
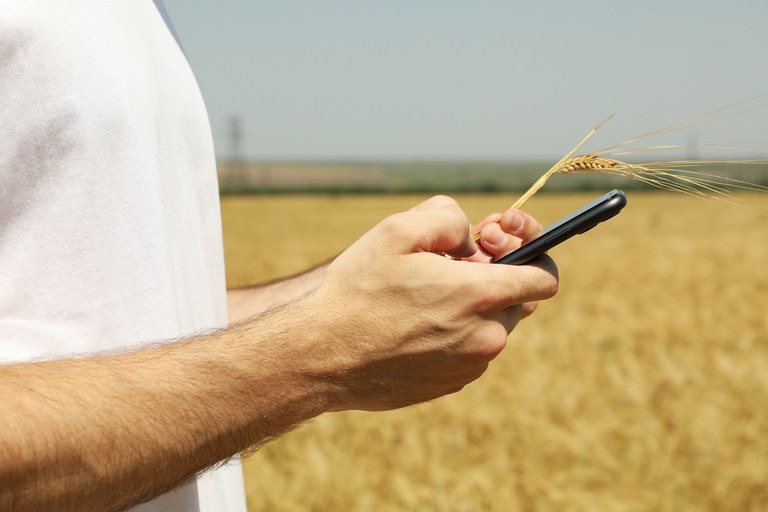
left=220, top=192, right=768, bottom=512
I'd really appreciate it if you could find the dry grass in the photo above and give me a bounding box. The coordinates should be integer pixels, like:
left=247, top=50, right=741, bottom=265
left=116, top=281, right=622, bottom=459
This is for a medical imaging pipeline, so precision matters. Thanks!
left=221, top=192, right=768, bottom=512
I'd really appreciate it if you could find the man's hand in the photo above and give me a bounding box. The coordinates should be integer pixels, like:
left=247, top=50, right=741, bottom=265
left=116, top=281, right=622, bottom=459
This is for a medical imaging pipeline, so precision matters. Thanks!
left=0, top=196, right=557, bottom=511
left=304, top=198, right=558, bottom=412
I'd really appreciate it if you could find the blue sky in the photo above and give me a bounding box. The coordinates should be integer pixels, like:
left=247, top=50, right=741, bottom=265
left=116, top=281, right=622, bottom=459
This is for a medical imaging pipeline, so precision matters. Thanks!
left=162, top=0, right=768, bottom=161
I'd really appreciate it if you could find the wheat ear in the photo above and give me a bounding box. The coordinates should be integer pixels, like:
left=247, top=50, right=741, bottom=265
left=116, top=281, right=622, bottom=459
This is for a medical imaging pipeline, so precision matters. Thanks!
left=472, top=102, right=768, bottom=243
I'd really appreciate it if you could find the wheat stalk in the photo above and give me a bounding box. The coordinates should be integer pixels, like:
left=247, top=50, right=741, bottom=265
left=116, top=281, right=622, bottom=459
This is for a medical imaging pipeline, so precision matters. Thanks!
left=472, top=101, right=768, bottom=242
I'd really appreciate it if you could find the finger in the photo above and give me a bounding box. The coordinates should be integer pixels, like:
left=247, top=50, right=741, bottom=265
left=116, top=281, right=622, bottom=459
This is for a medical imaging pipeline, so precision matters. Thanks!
left=460, top=220, right=506, bottom=263
left=498, top=305, right=523, bottom=335
left=381, top=205, right=477, bottom=258
left=499, top=209, right=544, bottom=244
left=472, top=306, right=522, bottom=361
left=476, top=222, right=517, bottom=260
left=466, top=311, right=518, bottom=362
left=464, top=254, right=559, bottom=310
left=476, top=210, right=545, bottom=262
left=470, top=212, right=503, bottom=234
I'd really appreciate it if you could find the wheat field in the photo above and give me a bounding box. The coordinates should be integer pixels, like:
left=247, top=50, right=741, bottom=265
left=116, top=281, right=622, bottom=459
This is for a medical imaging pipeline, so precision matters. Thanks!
left=220, top=192, right=768, bottom=512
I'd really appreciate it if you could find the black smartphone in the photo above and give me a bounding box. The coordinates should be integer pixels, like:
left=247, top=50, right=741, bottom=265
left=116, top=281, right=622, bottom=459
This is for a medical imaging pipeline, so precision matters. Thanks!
left=494, top=189, right=627, bottom=265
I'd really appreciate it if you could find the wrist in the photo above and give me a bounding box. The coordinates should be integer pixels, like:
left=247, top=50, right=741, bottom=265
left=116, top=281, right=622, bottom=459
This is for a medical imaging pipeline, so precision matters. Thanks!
left=234, top=296, right=342, bottom=422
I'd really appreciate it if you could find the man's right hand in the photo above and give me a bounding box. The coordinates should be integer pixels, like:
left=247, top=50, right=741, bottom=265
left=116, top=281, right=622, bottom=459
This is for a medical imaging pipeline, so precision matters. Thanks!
left=0, top=198, right=557, bottom=512
left=303, top=200, right=559, bottom=412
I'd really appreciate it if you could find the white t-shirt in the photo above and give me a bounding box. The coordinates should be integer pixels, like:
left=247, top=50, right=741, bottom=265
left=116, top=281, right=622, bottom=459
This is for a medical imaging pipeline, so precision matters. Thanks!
left=0, top=1, right=247, bottom=510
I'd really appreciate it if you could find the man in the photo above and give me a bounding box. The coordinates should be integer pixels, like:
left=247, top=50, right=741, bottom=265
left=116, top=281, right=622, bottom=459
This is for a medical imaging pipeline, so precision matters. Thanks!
left=0, top=1, right=558, bottom=511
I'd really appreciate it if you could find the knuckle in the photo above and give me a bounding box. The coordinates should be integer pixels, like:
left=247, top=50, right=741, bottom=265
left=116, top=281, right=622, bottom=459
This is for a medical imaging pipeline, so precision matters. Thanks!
left=430, top=194, right=459, bottom=208
left=378, top=212, right=411, bottom=239
left=465, top=323, right=508, bottom=361
left=532, top=256, right=559, bottom=299
left=443, top=208, right=471, bottom=247
left=542, top=273, right=559, bottom=298
left=444, top=204, right=470, bottom=229
left=521, top=301, right=538, bottom=318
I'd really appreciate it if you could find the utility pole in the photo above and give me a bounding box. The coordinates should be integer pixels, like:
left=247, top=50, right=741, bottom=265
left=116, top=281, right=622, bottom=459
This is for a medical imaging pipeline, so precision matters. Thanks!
left=229, top=115, right=243, bottom=164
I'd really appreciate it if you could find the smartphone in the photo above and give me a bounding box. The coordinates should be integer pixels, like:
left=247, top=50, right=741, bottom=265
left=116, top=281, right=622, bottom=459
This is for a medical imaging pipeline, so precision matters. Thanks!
left=493, top=189, right=627, bottom=265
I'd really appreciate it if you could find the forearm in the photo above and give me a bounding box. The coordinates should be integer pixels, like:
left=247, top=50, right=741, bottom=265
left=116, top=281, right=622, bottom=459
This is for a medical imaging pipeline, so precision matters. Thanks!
left=227, top=261, right=330, bottom=323
left=0, top=301, right=333, bottom=512
left=0, top=200, right=558, bottom=511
